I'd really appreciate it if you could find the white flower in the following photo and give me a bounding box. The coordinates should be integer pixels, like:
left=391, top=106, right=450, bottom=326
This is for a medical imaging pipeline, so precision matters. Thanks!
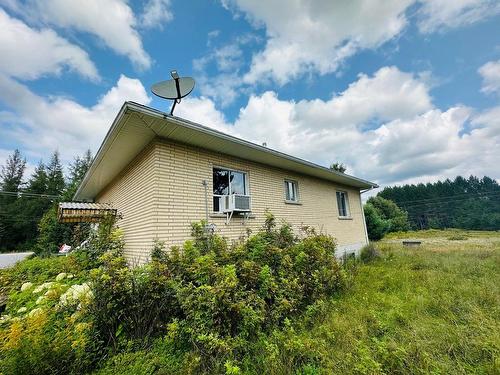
left=55, top=272, right=67, bottom=281
left=20, top=282, right=33, bottom=291
left=33, top=282, right=54, bottom=294
left=58, top=282, right=93, bottom=308
left=36, top=296, right=45, bottom=305
left=66, top=274, right=74, bottom=279
left=17, top=307, right=27, bottom=313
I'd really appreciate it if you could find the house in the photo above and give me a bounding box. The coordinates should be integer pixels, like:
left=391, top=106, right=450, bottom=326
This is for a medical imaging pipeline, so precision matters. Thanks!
left=68, top=102, right=378, bottom=262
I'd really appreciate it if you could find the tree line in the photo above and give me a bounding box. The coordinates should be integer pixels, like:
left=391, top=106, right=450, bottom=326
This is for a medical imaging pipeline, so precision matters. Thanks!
left=377, top=175, right=500, bottom=231
left=0, top=149, right=92, bottom=252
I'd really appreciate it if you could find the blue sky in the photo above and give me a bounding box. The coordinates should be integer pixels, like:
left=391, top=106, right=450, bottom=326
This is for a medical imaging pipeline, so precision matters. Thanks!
left=0, top=0, right=500, bottom=190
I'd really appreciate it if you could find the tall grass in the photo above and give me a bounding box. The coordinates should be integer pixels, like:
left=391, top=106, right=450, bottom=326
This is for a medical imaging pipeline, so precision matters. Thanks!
left=243, top=237, right=500, bottom=374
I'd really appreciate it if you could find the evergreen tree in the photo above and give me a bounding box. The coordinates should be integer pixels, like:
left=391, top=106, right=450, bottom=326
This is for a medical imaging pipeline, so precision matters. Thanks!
left=0, top=149, right=26, bottom=192
left=65, top=149, right=93, bottom=199
left=69, top=149, right=92, bottom=183
left=0, top=150, right=26, bottom=250
left=27, top=161, right=48, bottom=193
left=46, top=151, right=65, bottom=196
left=35, top=150, right=94, bottom=254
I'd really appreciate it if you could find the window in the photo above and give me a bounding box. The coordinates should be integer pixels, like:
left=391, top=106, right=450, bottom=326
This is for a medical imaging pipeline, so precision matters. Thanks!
left=213, top=167, right=248, bottom=212
left=336, top=191, right=350, bottom=217
left=284, top=180, right=299, bottom=202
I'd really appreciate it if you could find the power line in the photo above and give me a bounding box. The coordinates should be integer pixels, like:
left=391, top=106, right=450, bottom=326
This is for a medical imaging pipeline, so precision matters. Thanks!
left=0, top=190, right=61, bottom=199
left=382, top=188, right=500, bottom=205
left=397, top=192, right=500, bottom=209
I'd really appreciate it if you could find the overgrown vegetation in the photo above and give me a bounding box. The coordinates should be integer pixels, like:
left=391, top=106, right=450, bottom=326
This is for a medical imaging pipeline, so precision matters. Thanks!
left=2, top=222, right=498, bottom=374
left=0, top=213, right=348, bottom=374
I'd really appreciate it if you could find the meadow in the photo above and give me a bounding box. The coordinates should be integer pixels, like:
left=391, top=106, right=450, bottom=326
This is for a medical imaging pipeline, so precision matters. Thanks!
left=252, top=230, right=500, bottom=374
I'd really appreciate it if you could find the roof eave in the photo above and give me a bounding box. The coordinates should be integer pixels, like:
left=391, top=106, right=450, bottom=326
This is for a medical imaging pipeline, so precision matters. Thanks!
left=74, top=101, right=378, bottom=201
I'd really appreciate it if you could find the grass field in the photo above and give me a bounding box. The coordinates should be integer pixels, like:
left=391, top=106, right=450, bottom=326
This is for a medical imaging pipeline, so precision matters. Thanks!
left=248, top=230, right=500, bottom=374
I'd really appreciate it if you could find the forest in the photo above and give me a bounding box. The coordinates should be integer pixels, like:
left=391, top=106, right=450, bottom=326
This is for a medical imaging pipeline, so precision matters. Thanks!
left=0, top=149, right=92, bottom=252
left=378, top=176, right=500, bottom=231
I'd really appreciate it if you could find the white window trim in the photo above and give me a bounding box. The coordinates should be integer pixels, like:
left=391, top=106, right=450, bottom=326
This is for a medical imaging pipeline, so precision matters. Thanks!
left=212, top=166, right=250, bottom=213
left=336, top=190, right=351, bottom=218
left=284, top=179, right=300, bottom=203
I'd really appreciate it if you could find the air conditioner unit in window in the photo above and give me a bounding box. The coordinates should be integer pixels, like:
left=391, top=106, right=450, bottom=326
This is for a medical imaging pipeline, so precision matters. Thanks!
left=223, top=194, right=251, bottom=213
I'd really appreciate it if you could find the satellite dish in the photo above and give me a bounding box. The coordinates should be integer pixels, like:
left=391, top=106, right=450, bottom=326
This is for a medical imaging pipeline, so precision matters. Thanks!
left=151, top=70, right=195, bottom=115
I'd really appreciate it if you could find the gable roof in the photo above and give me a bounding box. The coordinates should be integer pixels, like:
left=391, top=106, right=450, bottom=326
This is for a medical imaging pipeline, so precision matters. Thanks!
left=74, top=102, right=378, bottom=201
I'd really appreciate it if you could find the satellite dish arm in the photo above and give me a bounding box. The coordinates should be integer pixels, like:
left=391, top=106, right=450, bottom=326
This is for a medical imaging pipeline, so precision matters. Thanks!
left=174, top=77, right=181, bottom=102
left=170, top=73, right=182, bottom=115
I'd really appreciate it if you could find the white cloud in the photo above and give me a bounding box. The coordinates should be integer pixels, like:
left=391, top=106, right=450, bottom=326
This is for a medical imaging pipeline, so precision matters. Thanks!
left=175, top=66, right=500, bottom=186
left=220, top=0, right=499, bottom=85
left=4, top=0, right=152, bottom=69
left=417, top=0, right=500, bottom=33
left=479, top=59, right=500, bottom=95
left=0, top=74, right=151, bottom=162
left=140, top=0, right=173, bottom=29
left=193, top=34, right=260, bottom=107
left=0, top=9, right=99, bottom=80
left=223, top=0, right=413, bottom=85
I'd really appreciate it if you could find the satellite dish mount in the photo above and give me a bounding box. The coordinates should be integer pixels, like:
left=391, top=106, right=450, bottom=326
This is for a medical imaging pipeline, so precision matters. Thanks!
left=151, top=70, right=195, bottom=115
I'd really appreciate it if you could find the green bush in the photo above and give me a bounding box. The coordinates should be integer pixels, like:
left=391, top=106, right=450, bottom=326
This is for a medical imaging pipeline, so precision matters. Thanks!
left=364, top=197, right=410, bottom=240
left=366, top=196, right=410, bottom=232
left=364, top=204, right=390, bottom=240
left=88, top=215, right=346, bottom=373
left=359, top=243, right=380, bottom=263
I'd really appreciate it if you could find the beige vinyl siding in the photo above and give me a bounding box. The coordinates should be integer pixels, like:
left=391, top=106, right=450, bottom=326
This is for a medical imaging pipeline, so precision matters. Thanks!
left=95, top=143, right=158, bottom=262
left=95, top=138, right=368, bottom=262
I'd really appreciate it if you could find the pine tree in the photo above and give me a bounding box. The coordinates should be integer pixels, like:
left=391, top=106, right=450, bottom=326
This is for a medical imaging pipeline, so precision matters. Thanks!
left=27, top=161, right=48, bottom=193
left=46, top=151, right=65, bottom=196
left=0, top=149, right=26, bottom=192
left=65, top=149, right=93, bottom=199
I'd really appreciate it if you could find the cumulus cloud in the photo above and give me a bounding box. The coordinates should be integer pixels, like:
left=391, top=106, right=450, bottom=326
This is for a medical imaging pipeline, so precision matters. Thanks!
left=176, top=66, right=500, bottom=186
left=219, top=0, right=499, bottom=85
left=140, top=0, right=173, bottom=29
left=0, top=9, right=99, bottom=80
left=4, top=0, right=152, bottom=69
left=417, top=0, right=500, bottom=33
left=479, top=59, right=500, bottom=95
left=222, top=0, right=412, bottom=85
left=193, top=34, right=260, bottom=107
left=0, top=74, right=151, bottom=162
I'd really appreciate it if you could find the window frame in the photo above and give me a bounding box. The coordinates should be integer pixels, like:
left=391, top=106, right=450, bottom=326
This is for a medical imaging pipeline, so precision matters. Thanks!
left=284, top=179, right=300, bottom=203
left=336, top=190, right=351, bottom=218
left=212, top=166, right=249, bottom=213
